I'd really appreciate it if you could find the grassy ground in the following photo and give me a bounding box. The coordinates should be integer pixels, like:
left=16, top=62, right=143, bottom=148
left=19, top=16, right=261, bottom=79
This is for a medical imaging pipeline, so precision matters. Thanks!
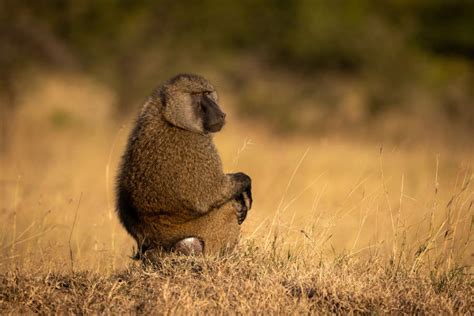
left=1, top=72, right=473, bottom=313
left=2, top=249, right=473, bottom=314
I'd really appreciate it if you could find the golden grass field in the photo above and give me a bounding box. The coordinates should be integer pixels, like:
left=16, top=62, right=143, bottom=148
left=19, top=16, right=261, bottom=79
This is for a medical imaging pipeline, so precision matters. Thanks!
left=1, top=72, right=473, bottom=313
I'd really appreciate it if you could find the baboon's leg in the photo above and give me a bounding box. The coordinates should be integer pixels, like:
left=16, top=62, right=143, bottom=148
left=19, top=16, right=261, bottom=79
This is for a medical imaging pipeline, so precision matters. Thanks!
left=162, top=200, right=242, bottom=256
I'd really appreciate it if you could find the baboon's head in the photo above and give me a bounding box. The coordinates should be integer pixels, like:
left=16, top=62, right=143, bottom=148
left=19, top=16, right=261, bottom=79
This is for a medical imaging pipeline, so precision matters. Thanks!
left=160, top=74, right=226, bottom=134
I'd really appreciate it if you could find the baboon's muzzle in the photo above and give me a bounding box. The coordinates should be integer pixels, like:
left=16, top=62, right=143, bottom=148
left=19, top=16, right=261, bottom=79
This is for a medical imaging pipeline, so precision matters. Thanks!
left=202, top=95, right=226, bottom=133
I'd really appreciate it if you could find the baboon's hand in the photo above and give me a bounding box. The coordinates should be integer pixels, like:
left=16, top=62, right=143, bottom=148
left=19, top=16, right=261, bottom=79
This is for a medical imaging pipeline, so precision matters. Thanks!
left=230, top=172, right=251, bottom=190
left=229, top=172, right=252, bottom=197
left=236, top=193, right=248, bottom=225
left=236, top=189, right=252, bottom=225
left=228, top=172, right=252, bottom=224
left=243, top=185, right=252, bottom=210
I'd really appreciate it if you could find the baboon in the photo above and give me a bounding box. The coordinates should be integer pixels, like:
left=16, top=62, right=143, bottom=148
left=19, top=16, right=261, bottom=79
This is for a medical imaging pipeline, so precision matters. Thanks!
left=116, top=73, right=252, bottom=258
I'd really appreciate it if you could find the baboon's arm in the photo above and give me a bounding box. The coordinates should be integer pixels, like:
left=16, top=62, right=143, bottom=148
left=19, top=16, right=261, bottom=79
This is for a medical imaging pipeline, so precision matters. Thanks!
left=181, top=172, right=252, bottom=216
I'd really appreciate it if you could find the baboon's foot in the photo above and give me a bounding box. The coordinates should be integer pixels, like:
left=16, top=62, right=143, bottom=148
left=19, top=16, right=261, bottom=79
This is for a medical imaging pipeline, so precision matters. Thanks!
left=236, top=191, right=252, bottom=225
left=172, top=237, right=204, bottom=255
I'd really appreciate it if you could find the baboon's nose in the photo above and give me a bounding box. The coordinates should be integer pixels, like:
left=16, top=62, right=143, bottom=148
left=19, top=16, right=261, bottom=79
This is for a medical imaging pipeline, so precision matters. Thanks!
left=221, top=112, right=227, bottom=119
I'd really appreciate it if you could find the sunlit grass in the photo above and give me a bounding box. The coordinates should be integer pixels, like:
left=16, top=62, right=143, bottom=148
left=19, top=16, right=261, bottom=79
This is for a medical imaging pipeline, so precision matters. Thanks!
left=0, top=72, right=472, bottom=313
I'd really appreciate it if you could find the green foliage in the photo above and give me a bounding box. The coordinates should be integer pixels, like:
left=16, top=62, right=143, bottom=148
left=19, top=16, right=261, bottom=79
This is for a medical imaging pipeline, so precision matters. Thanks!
left=1, top=0, right=473, bottom=131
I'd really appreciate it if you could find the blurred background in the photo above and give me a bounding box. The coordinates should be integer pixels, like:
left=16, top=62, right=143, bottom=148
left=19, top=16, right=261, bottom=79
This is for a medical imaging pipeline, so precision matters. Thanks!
left=2, top=0, right=474, bottom=139
left=0, top=1, right=473, bottom=271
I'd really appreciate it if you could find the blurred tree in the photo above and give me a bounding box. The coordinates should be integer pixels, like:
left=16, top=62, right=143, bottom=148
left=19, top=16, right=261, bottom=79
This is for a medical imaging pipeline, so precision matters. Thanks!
left=0, top=0, right=472, bottom=132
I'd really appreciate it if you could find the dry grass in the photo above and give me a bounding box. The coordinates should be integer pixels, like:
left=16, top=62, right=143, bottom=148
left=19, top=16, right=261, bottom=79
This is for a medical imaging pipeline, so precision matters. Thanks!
left=0, top=72, right=473, bottom=313
left=2, top=250, right=472, bottom=314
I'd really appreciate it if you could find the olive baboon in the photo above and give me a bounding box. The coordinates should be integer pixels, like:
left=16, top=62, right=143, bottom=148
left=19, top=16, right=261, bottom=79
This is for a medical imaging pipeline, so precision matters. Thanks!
left=116, top=73, right=252, bottom=258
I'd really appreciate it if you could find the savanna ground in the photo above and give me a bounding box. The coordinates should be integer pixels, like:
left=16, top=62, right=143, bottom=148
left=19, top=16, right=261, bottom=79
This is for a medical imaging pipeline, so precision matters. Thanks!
left=0, top=72, right=473, bottom=313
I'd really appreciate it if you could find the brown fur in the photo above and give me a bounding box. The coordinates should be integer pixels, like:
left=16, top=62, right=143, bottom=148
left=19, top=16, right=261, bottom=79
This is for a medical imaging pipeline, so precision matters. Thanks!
left=142, top=200, right=241, bottom=255
left=116, top=74, right=250, bottom=257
